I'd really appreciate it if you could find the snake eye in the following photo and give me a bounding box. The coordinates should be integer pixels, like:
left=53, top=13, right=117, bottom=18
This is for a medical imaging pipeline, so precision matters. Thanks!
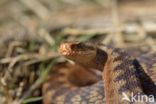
left=70, top=43, right=83, bottom=51
left=70, top=43, right=95, bottom=52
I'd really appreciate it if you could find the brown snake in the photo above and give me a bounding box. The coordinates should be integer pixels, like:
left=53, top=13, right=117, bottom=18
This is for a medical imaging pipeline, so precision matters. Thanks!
left=42, top=42, right=156, bottom=104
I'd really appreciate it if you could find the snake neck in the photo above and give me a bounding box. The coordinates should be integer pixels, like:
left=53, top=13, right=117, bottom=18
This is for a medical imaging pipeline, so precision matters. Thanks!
left=99, top=47, right=145, bottom=104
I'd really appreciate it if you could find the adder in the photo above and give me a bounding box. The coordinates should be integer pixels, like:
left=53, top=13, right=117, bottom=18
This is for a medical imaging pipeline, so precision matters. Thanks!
left=43, top=42, right=156, bottom=104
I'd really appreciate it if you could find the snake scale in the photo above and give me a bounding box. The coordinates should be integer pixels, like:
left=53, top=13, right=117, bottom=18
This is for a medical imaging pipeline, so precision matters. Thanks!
left=42, top=42, right=156, bottom=104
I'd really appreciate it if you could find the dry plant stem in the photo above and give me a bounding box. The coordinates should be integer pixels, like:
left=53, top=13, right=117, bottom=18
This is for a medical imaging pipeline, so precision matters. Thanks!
left=38, top=28, right=55, bottom=46
left=19, top=77, right=43, bottom=103
left=137, top=25, right=146, bottom=40
left=0, top=52, right=57, bottom=64
left=62, top=28, right=112, bottom=35
left=5, top=41, right=23, bottom=57
left=110, top=0, right=124, bottom=46
left=102, top=34, right=114, bottom=44
left=19, top=58, right=58, bottom=103
left=19, top=0, right=50, bottom=20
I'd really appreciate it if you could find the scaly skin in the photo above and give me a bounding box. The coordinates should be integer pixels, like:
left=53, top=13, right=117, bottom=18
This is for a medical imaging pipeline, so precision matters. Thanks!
left=137, top=53, right=156, bottom=83
left=42, top=62, right=103, bottom=104
left=43, top=42, right=156, bottom=104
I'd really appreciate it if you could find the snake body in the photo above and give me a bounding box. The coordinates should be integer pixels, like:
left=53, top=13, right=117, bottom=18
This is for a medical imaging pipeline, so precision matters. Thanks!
left=43, top=42, right=156, bottom=104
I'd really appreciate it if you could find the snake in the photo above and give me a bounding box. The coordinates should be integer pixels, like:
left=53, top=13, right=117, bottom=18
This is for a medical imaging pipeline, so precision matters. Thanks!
left=42, top=42, right=156, bottom=104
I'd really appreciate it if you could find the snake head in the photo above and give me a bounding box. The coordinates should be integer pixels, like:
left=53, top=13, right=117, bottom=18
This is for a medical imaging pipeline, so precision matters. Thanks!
left=59, top=42, right=97, bottom=68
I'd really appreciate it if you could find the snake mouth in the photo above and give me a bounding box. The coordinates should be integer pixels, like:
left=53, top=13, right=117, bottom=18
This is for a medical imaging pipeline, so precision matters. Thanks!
left=59, top=42, right=96, bottom=57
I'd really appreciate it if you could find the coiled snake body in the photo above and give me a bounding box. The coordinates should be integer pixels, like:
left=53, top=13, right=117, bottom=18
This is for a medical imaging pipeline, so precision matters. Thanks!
left=43, top=42, right=156, bottom=104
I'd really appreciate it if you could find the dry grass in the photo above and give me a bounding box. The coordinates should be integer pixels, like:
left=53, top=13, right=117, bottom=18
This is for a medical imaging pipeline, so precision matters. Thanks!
left=0, top=0, right=156, bottom=104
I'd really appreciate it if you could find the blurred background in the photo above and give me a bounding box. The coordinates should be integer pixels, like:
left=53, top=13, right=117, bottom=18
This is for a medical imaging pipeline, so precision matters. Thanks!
left=0, top=0, right=156, bottom=104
